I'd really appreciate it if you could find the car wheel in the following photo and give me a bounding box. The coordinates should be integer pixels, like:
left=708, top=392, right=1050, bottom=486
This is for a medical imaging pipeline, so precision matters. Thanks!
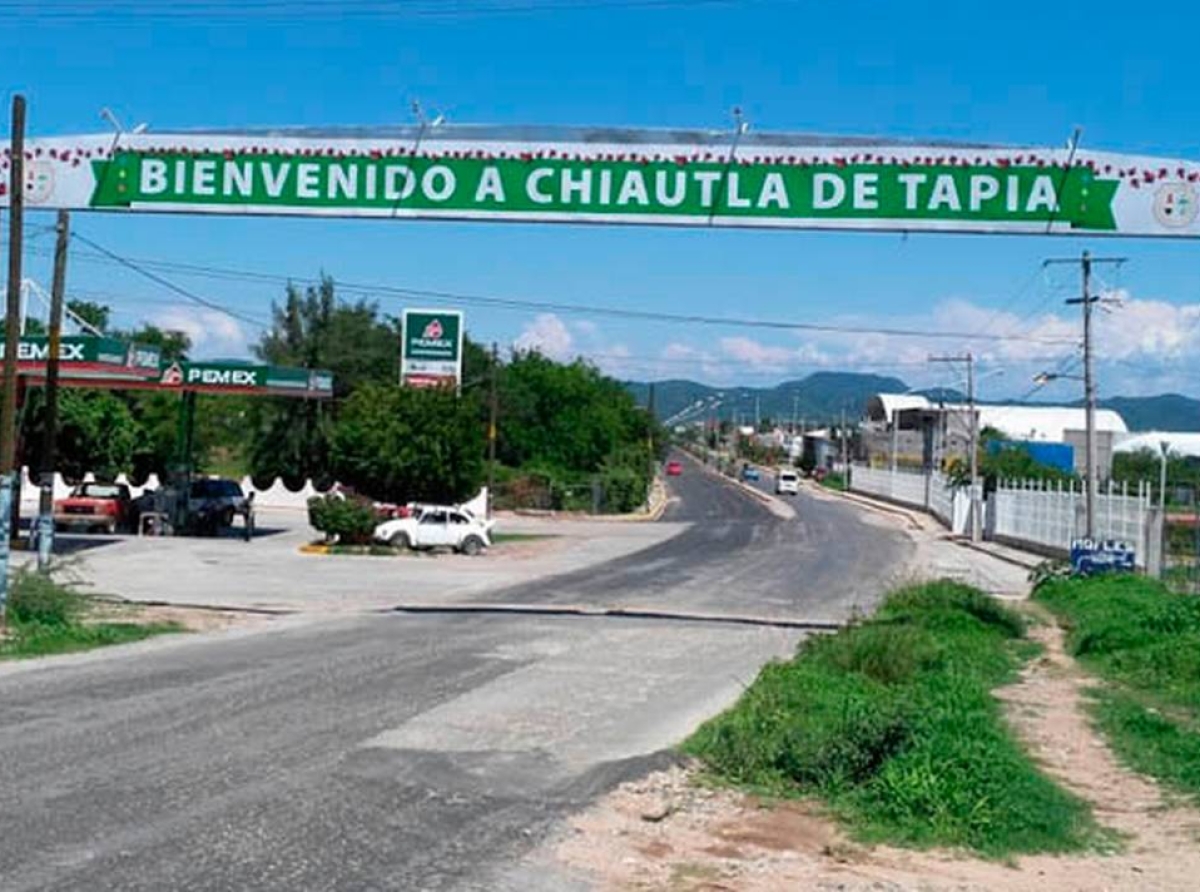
left=460, top=536, right=484, bottom=557
left=388, top=531, right=412, bottom=550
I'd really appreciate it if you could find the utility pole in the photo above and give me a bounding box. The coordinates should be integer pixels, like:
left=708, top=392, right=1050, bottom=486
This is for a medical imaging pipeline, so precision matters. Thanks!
left=36, top=210, right=68, bottom=570
left=1, top=94, right=26, bottom=631
left=487, top=342, right=498, bottom=519
left=791, top=392, right=798, bottom=434
left=1046, top=251, right=1125, bottom=540
left=929, top=352, right=979, bottom=541
left=839, top=407, right=848, bottom=472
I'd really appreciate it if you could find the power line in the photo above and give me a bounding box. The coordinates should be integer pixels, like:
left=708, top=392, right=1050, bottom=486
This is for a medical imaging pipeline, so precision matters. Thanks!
left=68, top=233, right=272, bottom=330
left=51, top=241, right=1076, bottom=345
left=6, top=0, right=759, bottom=19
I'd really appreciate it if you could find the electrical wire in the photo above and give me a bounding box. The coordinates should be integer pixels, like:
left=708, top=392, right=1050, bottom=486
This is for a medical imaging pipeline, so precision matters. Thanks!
left=55, top=238, right=1076, bottom=345
left=67, top=233, right=272, bottom=329
left=5, top=0, right=761, bottom=19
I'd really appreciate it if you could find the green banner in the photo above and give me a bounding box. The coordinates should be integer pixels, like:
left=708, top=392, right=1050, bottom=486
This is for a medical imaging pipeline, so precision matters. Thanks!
left=91, top=152, right=1118, bottom=230
left=1, top=335, right=160, bottom=369
left=157, top=360, right=333, bottom=396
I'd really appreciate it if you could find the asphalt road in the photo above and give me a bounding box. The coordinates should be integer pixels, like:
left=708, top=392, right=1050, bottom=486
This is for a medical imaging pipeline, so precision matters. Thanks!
left=0, top=454, right=909, bottom=892
left=489, top=451, right=910, bottom=621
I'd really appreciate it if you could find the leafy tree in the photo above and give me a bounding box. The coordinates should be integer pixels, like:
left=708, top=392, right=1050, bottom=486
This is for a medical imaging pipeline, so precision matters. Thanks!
left=42, top=390, right=139, bottom=481
left=66, top=299, right=111, bottom=333
left=497, top=351, right=652, bottom=476
left=331, top=383, right=484, bottom=503
left=248, top=275, right=399, bottom=481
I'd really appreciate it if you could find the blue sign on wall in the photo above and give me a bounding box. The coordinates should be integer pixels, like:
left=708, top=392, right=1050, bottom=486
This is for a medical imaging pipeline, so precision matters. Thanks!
left=1070, top=539, right=1136, bottom=576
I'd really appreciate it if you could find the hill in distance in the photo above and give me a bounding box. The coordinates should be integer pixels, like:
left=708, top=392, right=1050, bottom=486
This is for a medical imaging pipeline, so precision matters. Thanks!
left=625, top=372, right=906, bottom=427
left=624, top=373, right=1200, bottom=433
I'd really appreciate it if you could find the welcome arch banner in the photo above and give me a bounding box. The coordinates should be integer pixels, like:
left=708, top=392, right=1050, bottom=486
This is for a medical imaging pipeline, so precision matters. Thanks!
left=3, top=125, right=1199, bottom=237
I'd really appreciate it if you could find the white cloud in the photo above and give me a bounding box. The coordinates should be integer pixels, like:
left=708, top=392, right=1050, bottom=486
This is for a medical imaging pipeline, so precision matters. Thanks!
left=152, top=306, right=251, bottom=358
left=513, top=313, right=575, bottom=360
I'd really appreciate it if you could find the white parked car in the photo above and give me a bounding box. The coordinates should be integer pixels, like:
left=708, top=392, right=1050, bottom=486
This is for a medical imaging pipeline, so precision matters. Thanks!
left=775, top=469, right=800, bottom=496
left=373, top=504, right=495, bottom=555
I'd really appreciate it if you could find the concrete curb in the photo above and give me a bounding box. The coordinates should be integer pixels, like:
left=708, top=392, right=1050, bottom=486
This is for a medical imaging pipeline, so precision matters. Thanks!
left=805, top=481, right=925, bottom=530
left=816, top=481, right=1048, bottom=570
left=956, top=539, right=1043, bottom=571
left=386, top=601, right=842, bottom=631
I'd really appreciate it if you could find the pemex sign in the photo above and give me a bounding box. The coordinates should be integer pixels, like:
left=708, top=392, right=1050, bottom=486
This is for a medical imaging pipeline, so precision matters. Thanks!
left=401, top=309, right=463, bottom=389
left=3, top=126, right=1200, bottom=237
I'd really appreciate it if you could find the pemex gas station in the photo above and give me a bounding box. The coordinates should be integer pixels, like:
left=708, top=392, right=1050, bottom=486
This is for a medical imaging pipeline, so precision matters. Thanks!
left=4, top=330, right=333, bottom=543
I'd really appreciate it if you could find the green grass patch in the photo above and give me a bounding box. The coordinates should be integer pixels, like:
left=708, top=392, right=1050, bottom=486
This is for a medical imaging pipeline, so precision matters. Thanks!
left=1036, top=574, right=1200, bottom=801
left=819, top=472, right=848, bottom=492
left=1, top=621, right=181, bottom=660
left=1, top=569, right=182, bottom=660
left=491, top=532, right=557, bottom=544
left=685, top=579, right=1098, bottom=858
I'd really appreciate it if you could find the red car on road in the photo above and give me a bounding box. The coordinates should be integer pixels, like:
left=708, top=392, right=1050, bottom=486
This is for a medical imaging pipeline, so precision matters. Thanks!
left=665, top=460, right=683, bottom=476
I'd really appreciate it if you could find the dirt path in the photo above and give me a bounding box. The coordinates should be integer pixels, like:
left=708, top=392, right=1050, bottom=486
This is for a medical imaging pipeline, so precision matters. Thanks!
left=550, top=614, right=1200, bottom=891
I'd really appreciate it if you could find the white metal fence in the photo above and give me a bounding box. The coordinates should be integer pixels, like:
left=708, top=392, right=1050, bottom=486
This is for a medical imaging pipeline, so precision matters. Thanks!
left=849, top=465, right=969, bottom=535
left=990, top=478, right=1154, bottom=568
left=849, top=464, right=927, bottom=508
left=850, top=464, right=1158, bottom=569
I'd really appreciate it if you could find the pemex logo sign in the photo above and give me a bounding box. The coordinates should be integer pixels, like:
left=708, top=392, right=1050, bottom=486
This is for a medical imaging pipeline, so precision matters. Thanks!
left=402, top=309, right=463, bottom=388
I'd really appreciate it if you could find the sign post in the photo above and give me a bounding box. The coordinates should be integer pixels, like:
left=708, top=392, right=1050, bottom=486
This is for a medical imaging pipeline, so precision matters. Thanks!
left=401, top=309, right=464, bottom=390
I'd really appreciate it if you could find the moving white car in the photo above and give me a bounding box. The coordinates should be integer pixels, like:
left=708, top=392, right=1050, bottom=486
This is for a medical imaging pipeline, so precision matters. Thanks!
left=373, top=504, right=495, bottom=555
left=775, top=468, right=800, bottom=496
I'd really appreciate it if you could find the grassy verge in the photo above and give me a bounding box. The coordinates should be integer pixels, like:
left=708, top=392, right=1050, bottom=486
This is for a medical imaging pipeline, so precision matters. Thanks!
left=491, top=532, right=557, bottom=544
left=0, top=570, right=182, bottom=660
left=685, top=580, right=1098, bottom=857
left=819, top=472, right=848, bottom=492
left=1035, top=574, right=1200, bottom=801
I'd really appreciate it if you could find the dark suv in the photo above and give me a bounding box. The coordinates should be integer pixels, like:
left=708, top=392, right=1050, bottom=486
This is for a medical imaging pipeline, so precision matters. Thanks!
left=187, top=477, right=252, bottom=534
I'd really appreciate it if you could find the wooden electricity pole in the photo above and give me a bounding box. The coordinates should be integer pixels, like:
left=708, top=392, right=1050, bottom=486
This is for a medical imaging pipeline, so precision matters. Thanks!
left=35, top=210, right=69, bottom=570
left=1, top=94, right=26, bottom=628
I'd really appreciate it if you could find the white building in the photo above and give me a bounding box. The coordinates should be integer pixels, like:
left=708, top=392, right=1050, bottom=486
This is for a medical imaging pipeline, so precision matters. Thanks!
left=864, top=393, right=1129, bottom=476
left=1115, top=431, right=1200, bottom=459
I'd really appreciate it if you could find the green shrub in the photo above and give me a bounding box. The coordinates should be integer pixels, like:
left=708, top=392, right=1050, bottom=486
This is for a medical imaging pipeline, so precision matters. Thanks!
left=686, top=579, right=1094, bottom=857
left=1035, top=575, right=1200, bottom=802
left=7, top=569, right=83, bottom=627
left=307, top=493, right=378, bottom=545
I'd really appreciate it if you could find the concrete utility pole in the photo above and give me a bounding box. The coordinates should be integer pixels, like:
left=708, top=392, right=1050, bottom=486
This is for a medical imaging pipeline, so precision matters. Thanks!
left=487, top=342, right=498, bottom=519
left=929, top=352, right=979, bottom=541
left=0, top=94, right=27, bottom=630
left=1046, top=251, right=1125, bottom=540
left=36, top=210, right=69, bottom=570
left=839, top=407, right=848, bottom=472
left=1160, top=440, right=1170, bottom=517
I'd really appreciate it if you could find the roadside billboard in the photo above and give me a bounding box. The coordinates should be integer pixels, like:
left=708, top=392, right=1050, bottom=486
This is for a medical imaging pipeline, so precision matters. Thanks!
left=401, top=308, right=463, bottom=389
left=4, top=126, right=1200, bottom=237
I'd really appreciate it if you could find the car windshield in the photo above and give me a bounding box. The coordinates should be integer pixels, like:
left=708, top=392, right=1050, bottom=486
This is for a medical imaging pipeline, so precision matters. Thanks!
left=78, top=484, right=121, bottom=499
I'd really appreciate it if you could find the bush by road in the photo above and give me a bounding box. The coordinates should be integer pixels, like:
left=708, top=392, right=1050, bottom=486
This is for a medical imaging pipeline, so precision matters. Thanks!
left=685, top=580, right=1099, bottom=857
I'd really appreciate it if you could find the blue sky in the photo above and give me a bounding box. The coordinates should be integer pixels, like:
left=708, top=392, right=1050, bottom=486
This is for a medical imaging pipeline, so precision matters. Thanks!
left=5, top=0, right=1200, bottom=400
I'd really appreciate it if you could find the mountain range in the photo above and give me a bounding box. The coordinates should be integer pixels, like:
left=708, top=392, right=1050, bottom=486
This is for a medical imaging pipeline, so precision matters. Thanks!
left=624, top=372, right=1200, bottom=433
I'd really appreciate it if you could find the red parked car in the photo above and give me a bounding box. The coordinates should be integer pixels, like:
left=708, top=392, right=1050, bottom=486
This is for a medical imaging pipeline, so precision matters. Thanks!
left=54, top=482, right=133, bottom=534
left=665, top=460, right=683, bottom=477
